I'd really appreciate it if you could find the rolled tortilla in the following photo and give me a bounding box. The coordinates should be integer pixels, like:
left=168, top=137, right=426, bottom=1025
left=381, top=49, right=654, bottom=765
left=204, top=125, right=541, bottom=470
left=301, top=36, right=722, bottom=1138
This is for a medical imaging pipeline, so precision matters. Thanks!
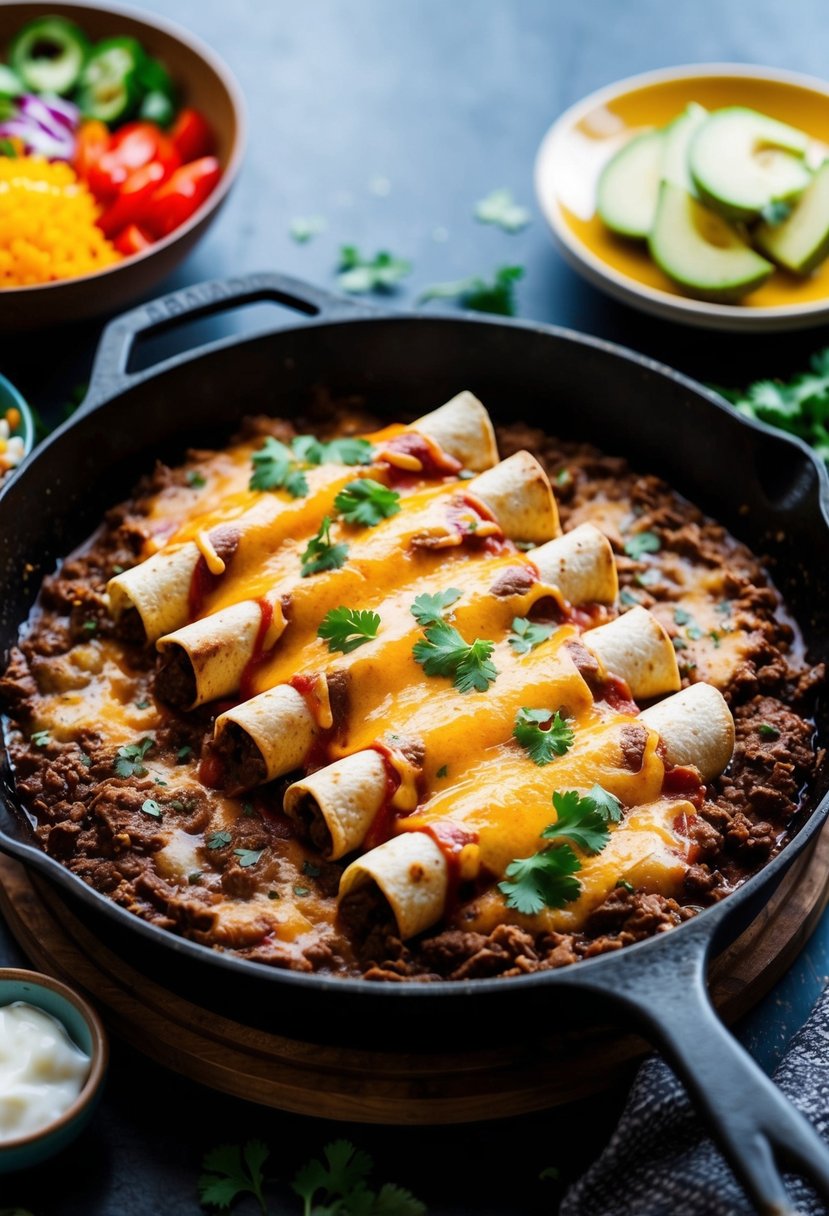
left=156, top=599, right=286, bottom=710
left=108, top=543, right=201, bottom=644
left=586, top=605, right=680, bottom=700
left=339, top=681, right=733, bottom=940
left=284, top=749, right=389, bottom=858
left=213, top=684, right=317, bottom=789
left=533, top=524, right=618, bottom=606
left=467, top=451, right=560, bottom=544
left=640, top=681, right=734, bottom=781
left=338, top=830, right=448, bottom=941
left=411, top=391, right=498, bottom=472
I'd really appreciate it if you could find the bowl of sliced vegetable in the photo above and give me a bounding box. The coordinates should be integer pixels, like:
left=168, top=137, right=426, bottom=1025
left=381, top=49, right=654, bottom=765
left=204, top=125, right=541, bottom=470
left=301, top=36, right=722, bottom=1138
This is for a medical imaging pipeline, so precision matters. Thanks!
left=0, top=372, right=33, bottom=484
left=535, top=64, right=829, bottom=331
left=0, top=1, right=245, bottom=327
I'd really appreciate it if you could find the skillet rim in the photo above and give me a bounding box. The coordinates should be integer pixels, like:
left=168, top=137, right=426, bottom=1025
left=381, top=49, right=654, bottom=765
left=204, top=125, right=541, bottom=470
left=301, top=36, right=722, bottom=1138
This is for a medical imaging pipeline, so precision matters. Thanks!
left=1, top=303, right=828, bottom=1004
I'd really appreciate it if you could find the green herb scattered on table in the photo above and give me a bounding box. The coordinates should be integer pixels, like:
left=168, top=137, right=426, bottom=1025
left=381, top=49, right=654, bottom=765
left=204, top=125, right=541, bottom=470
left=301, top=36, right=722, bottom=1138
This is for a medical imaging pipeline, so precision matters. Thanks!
left=419, top=264, right=524, bottom=316
left=289, top=215, right=326, bottom=243
left=715, top=348, right=829, bottom=465
left=337, top=245, right=412, bottom=293
left=474, top=188, right=531, bottom=233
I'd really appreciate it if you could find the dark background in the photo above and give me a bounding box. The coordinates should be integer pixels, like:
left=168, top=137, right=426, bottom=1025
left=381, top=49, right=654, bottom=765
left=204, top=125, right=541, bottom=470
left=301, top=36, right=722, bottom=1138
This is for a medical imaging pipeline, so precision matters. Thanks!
left=1, top=1, right=828, bottom=1212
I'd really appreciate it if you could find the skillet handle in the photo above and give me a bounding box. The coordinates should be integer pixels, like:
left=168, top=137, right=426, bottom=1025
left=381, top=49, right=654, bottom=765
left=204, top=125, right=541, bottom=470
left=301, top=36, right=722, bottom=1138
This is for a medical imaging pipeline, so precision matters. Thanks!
left=568, top=924, right=829, bottom=1216
left=80, top=271, right=376, bottom=412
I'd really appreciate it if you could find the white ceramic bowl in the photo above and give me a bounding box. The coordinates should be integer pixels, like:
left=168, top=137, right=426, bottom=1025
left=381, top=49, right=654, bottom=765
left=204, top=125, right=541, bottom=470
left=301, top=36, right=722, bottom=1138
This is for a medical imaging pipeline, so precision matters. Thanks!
left=534, top=63, right=829, bottom=332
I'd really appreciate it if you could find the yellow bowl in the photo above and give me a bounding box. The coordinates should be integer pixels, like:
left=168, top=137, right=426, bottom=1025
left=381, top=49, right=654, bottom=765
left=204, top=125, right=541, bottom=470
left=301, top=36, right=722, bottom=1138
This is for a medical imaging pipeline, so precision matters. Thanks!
left=0, top=0, right=246, bottom=329
left=534, top=63, right=829, bottom=332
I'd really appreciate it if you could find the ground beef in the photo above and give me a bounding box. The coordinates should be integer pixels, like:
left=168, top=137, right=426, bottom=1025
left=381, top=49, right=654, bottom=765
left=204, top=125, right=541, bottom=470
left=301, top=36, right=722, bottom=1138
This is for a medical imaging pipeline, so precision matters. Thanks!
left=0, top=412, right=822, bottom=981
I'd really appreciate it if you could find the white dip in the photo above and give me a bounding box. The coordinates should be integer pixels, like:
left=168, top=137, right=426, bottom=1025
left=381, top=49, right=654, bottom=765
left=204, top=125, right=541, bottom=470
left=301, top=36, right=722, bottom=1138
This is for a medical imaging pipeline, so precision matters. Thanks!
left=0, top=1001, right=90, bottom=1141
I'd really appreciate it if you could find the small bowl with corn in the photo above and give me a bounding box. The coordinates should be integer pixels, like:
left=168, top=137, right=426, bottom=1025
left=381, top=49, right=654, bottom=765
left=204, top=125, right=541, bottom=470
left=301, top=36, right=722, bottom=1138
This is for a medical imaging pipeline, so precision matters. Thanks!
left=0, top=372, right=34, bottom=485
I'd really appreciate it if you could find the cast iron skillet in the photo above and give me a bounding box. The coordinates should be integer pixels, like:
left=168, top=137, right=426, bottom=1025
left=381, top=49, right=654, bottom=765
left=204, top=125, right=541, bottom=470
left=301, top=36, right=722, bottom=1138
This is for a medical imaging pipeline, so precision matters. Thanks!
left=2, top=272, right=829, bottom=1214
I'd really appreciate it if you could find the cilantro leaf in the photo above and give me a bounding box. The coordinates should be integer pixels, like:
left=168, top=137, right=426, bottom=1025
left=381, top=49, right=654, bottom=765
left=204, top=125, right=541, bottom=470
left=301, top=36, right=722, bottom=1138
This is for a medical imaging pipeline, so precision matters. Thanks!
left=187, top=470, right=206, bottom=489
left=207, top=830, right=232, bottom=850
left=290, top=214, right=326, bottom=243
left=541, top=789, right=613, bottom=854
left=30, top=729, right=50, bottom=748
left=293, top=1139, right=374, bottom=1213
left=419, top=264, right=524, bottom=316
left=498, top=844, right=582, bottom=914
left=114, top=737, right=154, bottom=777
left=140, top=799, right=163, bottom=819
left=474, top=188, right=531, bottom=232
left=198, top=1140, right=269, bottom=1214
left=249, top=437, right=309, bottom=496
left=586, top=783, right=623, bottom=824
left=412, top=619, right=497, bottom=692
left=409, top=587, right=463, bottom=626
left=301, top=516, right=349, bottom=577
left=508, top=617, right=555, bottom=655
left=292, top=434, right=374, bottom=466
left=334, top=478, right=401, bottom=526
left=759, top=722, right=781, bottom=740
left=337, top=246, right=411, bottom=293
left=233, top=848, right=264, bottom=868
left=623, top=531, right=661, bottom=559
left=318, top=606, right=381, bottom=653
left=513, top=708, right=574, bottom=766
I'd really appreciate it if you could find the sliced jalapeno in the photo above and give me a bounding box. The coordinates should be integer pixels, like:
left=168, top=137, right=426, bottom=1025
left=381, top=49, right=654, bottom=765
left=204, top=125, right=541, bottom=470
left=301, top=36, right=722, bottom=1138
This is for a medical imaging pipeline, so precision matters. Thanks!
left=9, top=16, right=89, bottom=96
left=139, top=90, right=175, bottom=127
left=75, top=37, right=145, bottom=125
left=0, top=65, right=23, bottom=99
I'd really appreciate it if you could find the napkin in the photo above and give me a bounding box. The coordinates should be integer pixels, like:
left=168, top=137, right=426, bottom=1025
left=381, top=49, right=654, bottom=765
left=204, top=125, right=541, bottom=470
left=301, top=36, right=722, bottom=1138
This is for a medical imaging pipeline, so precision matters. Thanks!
left=561, top=984, right=829, bottom=1216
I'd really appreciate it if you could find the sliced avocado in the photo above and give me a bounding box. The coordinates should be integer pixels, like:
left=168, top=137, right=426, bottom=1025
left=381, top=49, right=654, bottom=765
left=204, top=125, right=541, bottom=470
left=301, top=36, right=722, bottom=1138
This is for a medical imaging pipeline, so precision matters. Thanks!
left=597, top=129, right=664, bottom=238
left=755, top=161, right=829, bottom=274
left=662, top=102, right=708, bottom=193
left=649, top=182, right=773, bottom=300
left=690, top=107, right=811, bottom=221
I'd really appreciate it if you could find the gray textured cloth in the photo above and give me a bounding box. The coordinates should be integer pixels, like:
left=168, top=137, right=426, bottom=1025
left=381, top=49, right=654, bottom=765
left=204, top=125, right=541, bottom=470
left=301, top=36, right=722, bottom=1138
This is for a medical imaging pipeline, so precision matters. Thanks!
left=561, top=985, right=829, bottom=1216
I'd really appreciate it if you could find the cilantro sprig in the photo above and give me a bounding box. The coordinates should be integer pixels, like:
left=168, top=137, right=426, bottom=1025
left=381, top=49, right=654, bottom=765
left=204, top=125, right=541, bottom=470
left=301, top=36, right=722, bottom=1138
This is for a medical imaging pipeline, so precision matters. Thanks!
left=114, top=737, right=154, bottom=777
left=198, top=1137, right=425, bottom=1216
left=419, top=264, right=524, bottom=316
left=413, top=619, right=497, bottom=693
left=715, top=347, right=829, bottom=465
left=318, top=606, right=381, bottom=653
left=623, top=531, right=661, bottom=559
left=334, top=478, right=401, bottom=526
left=499, top=786, right=623, bottom=915
left=300, top=516, right=349, bottom=577
left=250, top=434, right=373, bottom=496
left=337, top=246, right=412, bottom=293
left=410, top=587, right=463, bottom=626
left=508, top=617, right=555, bottom=655
left=292, top=435, right=373, bottom=467
left=513, top=707, right=575, bottom=766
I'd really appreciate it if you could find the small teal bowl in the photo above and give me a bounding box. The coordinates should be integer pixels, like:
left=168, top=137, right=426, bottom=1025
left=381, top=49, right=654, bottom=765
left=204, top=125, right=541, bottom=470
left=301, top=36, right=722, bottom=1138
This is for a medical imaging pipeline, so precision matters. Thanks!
left=0, top=969, right=108, bottom=1173
left=0, top=373, right=35, bottom=477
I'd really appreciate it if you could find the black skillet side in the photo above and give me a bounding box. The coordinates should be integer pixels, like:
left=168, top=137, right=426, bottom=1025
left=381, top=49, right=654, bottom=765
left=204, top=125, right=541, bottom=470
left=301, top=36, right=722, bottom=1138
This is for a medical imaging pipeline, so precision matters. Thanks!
left=1, top=273, right=829, bottom=1212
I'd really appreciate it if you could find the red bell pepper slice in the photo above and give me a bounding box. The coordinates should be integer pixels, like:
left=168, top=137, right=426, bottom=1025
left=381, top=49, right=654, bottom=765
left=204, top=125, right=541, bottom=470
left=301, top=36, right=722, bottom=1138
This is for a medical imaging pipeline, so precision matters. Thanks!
left=113, top=224, right=155, bottom=256
left=169, top=108, right=214, bottom=163
left=73, top=120, right=109, bottom=181
left=141, top=156, right=222, bottom=238
left=88, top=122, right=181, bottom=201
left=97, top=160, right=170, bottom=238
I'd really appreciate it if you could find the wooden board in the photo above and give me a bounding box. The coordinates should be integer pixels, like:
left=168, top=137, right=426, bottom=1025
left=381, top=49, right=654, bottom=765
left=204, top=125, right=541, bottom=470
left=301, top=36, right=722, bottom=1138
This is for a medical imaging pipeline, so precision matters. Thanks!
left=1, top=831, right=828, bottom=1125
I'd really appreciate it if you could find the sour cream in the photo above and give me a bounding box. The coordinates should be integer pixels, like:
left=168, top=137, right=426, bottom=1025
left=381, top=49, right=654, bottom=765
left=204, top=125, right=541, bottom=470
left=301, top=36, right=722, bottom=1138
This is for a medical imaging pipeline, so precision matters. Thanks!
left=0, top=1002, right=90, bottom=1141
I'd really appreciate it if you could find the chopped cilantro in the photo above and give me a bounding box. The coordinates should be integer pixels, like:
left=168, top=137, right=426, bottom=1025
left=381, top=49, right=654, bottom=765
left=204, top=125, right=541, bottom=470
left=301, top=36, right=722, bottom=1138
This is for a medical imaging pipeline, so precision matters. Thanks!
left=615, top=879, right=635, bottom=893
left=234, top=848, right=264, bottom=868
left=207, top=830, right=232, bottom=850
left=292, top=435, right=373, bottom=466
left=412, top=619, right=497, bottom=693
left=187, top=470, right=207, bottom=489
left=624, top=531, right=661, bottom=559
left=410, top=587, right=463, bottom=627
left=242, top=801, right=256, bottom=817
left=249, top=437, right=309, bottom=497
left=114, top=737, right=154, bottom=777
left=334, top=478, right=400, bottom=526
left=302, top=860, right=322, bottom=878
left=619, top=588, right=640, bottom=607
left=318, top=606, right=380, bottom=653
left=636, top=567, right=661, bottom=587
left=140, top=799, right=163, bottom=819
left=508, top=617, right=555, bottom=655
left=474, top=188, right=531, bottom=232
left=759, top=722, right=781, bottom=740
left=709, top=629, right=721, bottom=648
left=337, top=245, right=411, bottom=293
left=673, top=607, right=693, bottom=626
left=300, top=516, right=349, bottom=577
left=112, top=564, right=125, bottom=575
left=78, top=751, right=91, bottom=768
left=436, top=764, right=449, bottom=779
left=188, top=871, right=202, bottom=885
left=513, top=707, right=575, bottom=766
left=31, top=729, right=50, bottom=748
left=293, top=885, right=310, bottom=897
left=289, top=214, right=326, bottom=243
left=419, top=264, right=524, bottom=316
left=135, top=698, right=150, bottom=710
left=177, top=745, right=193, bottom=762
left=686, top=624, right=704, bottom=640
left=82, top=619, right=97, bottom=634
left=717, top=600, right=733, bottom=615
left=555, top=468, right=572, bottom=487
left=672, top=636, right=688, bottom=651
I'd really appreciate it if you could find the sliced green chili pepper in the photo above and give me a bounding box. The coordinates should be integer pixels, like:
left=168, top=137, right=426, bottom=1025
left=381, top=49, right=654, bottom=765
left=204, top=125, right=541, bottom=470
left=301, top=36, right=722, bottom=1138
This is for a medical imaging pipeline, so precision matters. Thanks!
left=75, top=37, right=145, bottom=125
left=139, top=90, right=175, bottom=127
left=0, top=65, right=23, bottom=99
left=9, top=16, right=89, bottom=96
